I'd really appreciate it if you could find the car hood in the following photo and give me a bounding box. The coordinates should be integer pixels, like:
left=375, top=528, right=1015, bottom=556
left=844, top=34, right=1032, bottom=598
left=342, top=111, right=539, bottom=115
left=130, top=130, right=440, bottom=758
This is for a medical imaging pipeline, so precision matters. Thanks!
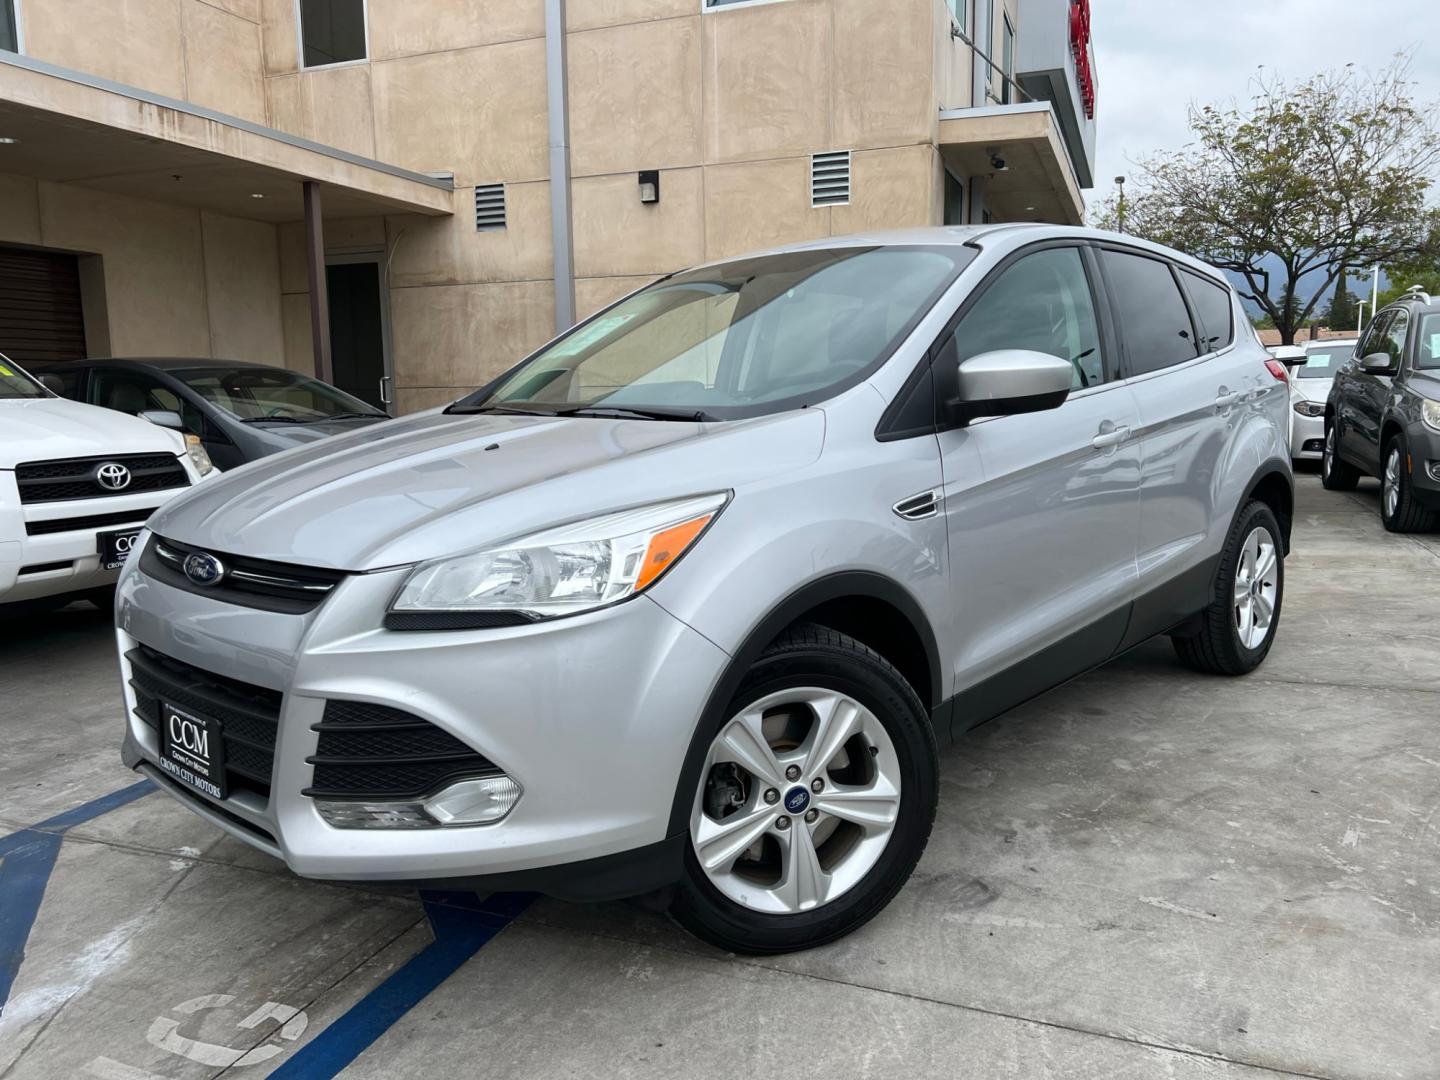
left=243, top=416, right=392, bottom=446
left=1409, top=371, right=1440, bottom=401
left=149, top=407, right=827, bottom=571
left=0, top=396, right=184, bottom=468
left=1291, top=377, right=1333, bottom=402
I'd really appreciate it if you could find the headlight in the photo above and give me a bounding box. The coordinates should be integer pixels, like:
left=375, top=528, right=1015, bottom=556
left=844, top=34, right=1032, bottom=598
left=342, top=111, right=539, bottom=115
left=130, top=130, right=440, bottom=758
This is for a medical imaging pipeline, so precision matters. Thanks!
left=1423, top=399, right=1440, bottom=432
left=389, top=493, right=728, bottom=624
left=185, top=434, right=215, bottom=476
left=1292, top=400, right=1326, bottom=417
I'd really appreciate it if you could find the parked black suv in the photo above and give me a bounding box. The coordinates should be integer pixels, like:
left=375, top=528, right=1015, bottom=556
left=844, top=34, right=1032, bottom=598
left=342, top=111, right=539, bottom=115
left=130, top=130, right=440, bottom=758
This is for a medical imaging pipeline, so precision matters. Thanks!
left=1324, top=289, right=1440, bottom=531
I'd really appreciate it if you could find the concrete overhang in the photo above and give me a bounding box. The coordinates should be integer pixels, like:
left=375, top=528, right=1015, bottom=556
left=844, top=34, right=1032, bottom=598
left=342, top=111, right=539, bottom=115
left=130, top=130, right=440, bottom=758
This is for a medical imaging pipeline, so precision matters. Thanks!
left=0, top=52, right=454, bottom=222
left=938, top=102, right=1085, bottom=226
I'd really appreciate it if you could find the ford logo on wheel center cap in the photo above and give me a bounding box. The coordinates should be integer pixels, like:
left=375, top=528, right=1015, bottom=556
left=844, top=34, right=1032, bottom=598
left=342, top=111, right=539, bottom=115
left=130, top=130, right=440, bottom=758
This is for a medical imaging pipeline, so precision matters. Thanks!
left=95, top=462, right=132, bottom=491
left=182, top=551, right=226, bottom=587
left=783, top=786, right=810, bottom=814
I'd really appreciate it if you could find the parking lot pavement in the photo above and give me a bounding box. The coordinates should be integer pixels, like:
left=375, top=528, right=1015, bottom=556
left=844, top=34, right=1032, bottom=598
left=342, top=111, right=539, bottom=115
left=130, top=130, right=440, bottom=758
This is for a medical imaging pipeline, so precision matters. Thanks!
left=2, top=469, right=1438, bottom=1079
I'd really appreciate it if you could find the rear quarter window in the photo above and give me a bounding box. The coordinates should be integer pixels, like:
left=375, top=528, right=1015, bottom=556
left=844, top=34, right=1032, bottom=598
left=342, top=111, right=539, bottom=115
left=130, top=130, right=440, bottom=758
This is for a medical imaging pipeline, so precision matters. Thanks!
left=1180, top=269, right=1235, bottom=353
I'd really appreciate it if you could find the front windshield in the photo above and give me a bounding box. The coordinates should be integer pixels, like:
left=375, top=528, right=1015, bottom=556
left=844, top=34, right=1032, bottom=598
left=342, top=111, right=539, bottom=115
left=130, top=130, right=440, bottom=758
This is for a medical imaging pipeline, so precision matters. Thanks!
left=1297, top=344, right=1355, bottom=378
left=0, top=355, right=48, bottom=399
left=459, top=246, right=970, bottom=420
left=1417, top=315, right=1440, bottom=370
left=172, top=367, right=383, bottom=421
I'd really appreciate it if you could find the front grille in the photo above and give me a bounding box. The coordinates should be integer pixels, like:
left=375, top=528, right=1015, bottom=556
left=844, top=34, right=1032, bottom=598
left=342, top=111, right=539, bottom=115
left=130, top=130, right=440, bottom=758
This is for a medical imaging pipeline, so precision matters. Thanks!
left=127, top=645, right=282, bottom=801
left=140, top=534, right=346, bottom=615
left=26, top=509, right=155, bottom=536
left=17, top=454, right=189, bottom=503
left=304, top=700, right=502, bottom=801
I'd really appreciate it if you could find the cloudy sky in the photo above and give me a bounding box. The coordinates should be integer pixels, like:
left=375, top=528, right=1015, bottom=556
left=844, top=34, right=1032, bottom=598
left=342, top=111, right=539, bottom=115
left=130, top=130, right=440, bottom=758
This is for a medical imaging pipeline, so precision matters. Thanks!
left=1089, top=0, right=1440, bottom=212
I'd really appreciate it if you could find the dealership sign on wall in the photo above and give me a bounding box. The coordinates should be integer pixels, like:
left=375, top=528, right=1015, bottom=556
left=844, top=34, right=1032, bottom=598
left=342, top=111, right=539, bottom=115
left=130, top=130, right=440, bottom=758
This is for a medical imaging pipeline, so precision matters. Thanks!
left=1070, top=0, right=1097, bottom=118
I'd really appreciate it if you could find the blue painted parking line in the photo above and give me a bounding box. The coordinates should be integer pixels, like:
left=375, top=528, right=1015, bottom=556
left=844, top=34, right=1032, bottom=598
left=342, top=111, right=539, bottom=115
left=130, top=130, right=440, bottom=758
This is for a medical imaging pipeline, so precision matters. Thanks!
left=268, top=889, right=534, bottom=1079
left=0, top=779, right=155, bottom=1018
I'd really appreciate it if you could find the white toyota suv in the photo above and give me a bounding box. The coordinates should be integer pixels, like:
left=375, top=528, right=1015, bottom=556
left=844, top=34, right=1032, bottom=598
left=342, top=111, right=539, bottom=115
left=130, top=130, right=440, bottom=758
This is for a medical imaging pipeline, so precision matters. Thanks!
left=1, top=355, right=215, bottom=615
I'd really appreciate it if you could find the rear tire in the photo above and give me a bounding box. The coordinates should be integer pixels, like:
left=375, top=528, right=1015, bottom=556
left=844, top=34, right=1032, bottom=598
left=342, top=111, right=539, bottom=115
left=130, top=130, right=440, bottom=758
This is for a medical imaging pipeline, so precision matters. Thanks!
left=1172, top=501, right=1284, bottom=676
left=1380, top=433, right=1439, bottom=534
left=669, top=624, right=937, bottom=955
left=1321, top=423, right=1360, bottom=491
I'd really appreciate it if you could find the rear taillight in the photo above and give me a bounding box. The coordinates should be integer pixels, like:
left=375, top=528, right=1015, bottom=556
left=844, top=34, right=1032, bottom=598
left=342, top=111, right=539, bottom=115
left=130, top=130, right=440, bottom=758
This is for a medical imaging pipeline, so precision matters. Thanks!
left=1264, top=359, right=1289, bottom=382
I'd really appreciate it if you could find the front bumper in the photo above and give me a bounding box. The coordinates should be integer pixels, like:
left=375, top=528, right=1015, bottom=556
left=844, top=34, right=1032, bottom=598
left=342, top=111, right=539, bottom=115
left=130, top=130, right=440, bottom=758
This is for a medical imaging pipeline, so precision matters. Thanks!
left=1405, top=422, right=1440, bottom=508
left=1290, top=409, right=1325, bottom=460
left=117, top=544, right=731, bottom=891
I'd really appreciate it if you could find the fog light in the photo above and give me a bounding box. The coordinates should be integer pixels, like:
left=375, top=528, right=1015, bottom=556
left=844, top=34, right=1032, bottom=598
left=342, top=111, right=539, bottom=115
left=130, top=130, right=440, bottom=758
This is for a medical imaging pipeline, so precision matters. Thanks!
left=424, top=776, right=521, bottom=825
left=1427, top=460, right=1440, bottom=482
left=316, top=774, right=521, bottom=830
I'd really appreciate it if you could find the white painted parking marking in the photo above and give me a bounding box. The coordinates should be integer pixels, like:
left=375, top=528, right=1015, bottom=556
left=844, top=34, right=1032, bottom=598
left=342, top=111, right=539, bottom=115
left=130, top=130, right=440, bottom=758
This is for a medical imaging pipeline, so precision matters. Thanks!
left=145, top=994, right=308, bottom=1067
left=83, top=1057, right=168, bottom=1080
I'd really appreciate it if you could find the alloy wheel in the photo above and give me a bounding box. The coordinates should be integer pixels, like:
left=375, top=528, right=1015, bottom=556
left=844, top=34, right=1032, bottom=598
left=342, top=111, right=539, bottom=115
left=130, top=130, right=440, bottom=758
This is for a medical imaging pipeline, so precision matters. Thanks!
left=690, top=687, right=901, bottom=916
left=1384, top=448, right=1401, bottom=519
left=1232, top=525, right=1279, bottom=650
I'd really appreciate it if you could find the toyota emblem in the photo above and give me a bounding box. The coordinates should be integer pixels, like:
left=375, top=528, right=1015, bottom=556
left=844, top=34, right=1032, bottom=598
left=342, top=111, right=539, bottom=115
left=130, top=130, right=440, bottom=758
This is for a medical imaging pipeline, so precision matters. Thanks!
left=95, top=462, right=132, bottom=491
left=182, top=551, right=226, bottom=587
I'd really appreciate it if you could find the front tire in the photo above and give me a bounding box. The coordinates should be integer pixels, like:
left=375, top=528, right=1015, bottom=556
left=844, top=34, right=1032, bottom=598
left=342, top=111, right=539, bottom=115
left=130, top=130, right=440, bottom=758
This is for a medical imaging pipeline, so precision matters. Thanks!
left=1172, top=501, right=1284, bottom=676
left=1321, top=423, right=1360, bottom=490
left=670, top=624, right=938, bottom=955
left=1381, top=434, right=1438, bottom=533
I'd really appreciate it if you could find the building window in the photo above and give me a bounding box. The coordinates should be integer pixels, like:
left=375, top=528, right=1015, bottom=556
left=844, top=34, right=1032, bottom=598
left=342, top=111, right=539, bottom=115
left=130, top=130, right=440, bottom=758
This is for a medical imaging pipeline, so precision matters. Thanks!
left=1, top=0, right=19, bottom=53
left=1001, top=14, right=1016, bottom=104
left=299, top=0, right=367, bottom=68
left=949, top=0, right=968, bottom=32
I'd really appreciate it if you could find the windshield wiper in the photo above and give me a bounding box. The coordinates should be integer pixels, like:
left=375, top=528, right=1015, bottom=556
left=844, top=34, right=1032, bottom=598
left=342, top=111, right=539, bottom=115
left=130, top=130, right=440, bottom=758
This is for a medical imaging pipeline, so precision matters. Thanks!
left=553, top=404, right=716, bottom=422
left=240, top=415, right=312, bottom=424
left=446, top=403, right=561, bottom=417
left=326, top=411, right=388, bottom=420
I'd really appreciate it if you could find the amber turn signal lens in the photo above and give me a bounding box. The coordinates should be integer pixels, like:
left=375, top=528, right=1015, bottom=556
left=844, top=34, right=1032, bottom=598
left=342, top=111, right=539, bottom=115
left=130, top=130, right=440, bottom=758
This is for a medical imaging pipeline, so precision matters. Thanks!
left=635, top=514, right=714, bottom=592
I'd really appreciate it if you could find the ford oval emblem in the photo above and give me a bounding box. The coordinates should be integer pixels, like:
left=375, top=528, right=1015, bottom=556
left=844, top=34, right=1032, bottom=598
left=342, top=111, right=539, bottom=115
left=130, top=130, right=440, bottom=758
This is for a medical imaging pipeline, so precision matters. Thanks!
left=783, top=786, right=810, bottom=814
left=182, top=551, right=225, bottom=587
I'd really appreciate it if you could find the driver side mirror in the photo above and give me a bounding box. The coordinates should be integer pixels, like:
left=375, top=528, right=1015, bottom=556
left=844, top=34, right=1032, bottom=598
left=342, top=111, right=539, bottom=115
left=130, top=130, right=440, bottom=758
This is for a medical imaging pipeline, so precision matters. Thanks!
left=37, top=374, right=65, bottom=394
left=948, top=349, right=1073, bottom=426
left=1359, top=351, right=1395, bottom=374
left=139, top=409, right=184, bottom=431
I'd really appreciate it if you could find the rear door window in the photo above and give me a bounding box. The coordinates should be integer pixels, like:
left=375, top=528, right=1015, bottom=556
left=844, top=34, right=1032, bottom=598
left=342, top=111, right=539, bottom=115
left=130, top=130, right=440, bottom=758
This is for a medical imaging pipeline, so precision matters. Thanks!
left=1180, top=269, right=1235, bottom=354
left=1100, top=250, right=1201, bottom=376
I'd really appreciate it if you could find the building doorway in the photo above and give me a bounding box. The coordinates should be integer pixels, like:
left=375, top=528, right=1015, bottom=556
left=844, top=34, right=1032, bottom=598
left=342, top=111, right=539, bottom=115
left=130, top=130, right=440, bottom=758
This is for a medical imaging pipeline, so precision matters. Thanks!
left=325, top=252, right=393, bottom=413
left=0, top=246, right=88, bottom=363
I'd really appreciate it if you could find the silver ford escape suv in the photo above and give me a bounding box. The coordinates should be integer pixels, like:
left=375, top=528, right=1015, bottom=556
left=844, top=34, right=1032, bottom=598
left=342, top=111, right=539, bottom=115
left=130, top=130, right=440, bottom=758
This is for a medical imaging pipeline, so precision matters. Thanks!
left=116, top=225, right=1293, bottom=954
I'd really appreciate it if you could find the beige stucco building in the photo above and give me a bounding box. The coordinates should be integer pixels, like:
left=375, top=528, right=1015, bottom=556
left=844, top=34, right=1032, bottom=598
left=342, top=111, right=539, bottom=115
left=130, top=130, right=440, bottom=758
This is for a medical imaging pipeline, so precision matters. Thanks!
left=0, top=0, right=1097, bottom=413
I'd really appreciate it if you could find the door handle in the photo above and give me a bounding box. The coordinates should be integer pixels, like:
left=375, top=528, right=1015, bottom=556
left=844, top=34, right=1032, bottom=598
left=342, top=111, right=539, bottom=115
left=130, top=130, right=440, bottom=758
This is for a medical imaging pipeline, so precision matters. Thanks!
left=379, top=375, right=393, bottom=407
left=1091, top=423, right=1131, bottom=449
left=1214, top=388, right=1241, bottom=408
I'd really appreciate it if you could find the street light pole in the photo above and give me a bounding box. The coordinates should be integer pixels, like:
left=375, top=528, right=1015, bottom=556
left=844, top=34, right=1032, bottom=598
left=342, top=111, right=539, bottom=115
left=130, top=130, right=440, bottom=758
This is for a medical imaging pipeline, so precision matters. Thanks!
left=1356, top=299, right=1368, bottom=335
left=1114, top=176, right=1126, bottom=232
left=1371, top=265, right=1380, bottom=316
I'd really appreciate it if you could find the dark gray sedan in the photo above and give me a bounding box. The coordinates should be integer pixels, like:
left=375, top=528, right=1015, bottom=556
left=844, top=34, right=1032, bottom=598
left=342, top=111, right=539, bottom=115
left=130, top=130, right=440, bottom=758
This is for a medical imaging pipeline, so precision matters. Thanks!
left=1324, top=290, right=1440, bottom=531
left=31, top=358, right=390, bottom=470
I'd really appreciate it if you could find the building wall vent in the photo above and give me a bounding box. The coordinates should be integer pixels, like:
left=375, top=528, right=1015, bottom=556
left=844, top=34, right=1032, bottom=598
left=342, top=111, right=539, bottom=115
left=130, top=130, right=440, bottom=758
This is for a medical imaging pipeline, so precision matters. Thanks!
left=475, top=184, right=507, bottom=230
left=811, top=151, right=851, bottom=207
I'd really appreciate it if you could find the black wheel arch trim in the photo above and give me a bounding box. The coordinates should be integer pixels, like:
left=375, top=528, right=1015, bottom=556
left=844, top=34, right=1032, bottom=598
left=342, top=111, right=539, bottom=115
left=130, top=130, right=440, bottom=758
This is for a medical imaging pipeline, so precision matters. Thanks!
left=664, top=570, right=944, bottom=838
left=1236, top=457, right=1295, bottom=555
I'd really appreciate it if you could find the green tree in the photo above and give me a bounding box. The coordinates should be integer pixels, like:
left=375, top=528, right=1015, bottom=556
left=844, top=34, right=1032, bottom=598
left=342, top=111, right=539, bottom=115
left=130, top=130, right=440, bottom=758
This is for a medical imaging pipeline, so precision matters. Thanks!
left=1375, top=253, right=1440, bottom=308
left=1092, top=59, right=1440, bottom=344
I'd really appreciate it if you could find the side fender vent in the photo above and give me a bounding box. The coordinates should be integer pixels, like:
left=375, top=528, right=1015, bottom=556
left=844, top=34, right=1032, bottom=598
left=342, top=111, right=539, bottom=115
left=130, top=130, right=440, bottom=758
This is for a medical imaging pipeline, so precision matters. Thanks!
left=893, top=489, right=942, bottom=520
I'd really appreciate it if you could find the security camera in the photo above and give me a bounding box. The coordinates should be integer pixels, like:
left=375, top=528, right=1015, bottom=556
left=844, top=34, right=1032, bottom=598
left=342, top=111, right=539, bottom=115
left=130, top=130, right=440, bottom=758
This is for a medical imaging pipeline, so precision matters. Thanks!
left=989, top=153, right=1007, bottom=172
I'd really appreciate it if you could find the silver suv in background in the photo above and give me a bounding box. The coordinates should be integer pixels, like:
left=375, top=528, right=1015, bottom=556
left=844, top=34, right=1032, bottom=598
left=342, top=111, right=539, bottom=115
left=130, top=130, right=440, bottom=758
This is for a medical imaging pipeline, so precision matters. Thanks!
left=115, top=226, right=1293, bottom=954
